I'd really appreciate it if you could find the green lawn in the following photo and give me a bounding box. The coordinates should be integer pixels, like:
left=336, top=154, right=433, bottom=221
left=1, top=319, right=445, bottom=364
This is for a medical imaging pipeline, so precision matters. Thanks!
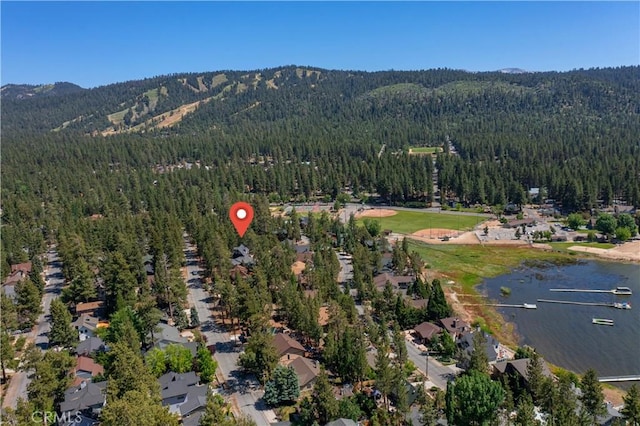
left=409, top=146, right=443, bottom=154
left=409, top=241, right=574, bottom=289
left=358, top=210, right=484, bottom=234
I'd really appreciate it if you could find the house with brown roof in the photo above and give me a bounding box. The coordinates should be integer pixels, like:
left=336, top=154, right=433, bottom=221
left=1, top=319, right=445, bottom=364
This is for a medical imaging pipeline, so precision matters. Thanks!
left=4, top=262, right=32, bottom=287
left=286, top=356, right=321, bottom=391
left=408, top=299, right=428, bottom=309
left=73, top=356, right=104, bottom=386
left=438, top=317, right=471, bottom=339
left=11, top=262, right=32, bottom=275
left=75, top=301, right=104, bottom=317
left=413, top=322, right=442, bottom=344
left=492, top=357, right=553, bottom=388
left=273, top=333, right=306, bottom=359
left=295, top=252, right=314, bottom=264
left=373, top=272, right=414, bottom=291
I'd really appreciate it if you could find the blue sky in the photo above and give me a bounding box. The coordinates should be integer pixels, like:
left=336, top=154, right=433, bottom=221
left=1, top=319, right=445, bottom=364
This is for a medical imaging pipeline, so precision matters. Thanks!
left=2, top=1, right=638, bottom=88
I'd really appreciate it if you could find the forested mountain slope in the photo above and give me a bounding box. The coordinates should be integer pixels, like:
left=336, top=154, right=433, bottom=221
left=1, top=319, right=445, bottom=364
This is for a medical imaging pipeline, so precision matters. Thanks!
left=1, top=66, right=639, bottom=266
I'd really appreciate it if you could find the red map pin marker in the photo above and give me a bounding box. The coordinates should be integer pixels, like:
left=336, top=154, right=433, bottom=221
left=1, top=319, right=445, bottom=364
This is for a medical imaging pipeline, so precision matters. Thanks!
left=229, top=202, right=254, bottom=237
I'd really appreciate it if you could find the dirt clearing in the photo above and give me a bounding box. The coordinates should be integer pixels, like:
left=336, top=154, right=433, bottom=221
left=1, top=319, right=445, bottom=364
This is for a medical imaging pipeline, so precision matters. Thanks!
left=355, top=209, right=397, bottom=218
left=568, top=241, right=640, bottom=262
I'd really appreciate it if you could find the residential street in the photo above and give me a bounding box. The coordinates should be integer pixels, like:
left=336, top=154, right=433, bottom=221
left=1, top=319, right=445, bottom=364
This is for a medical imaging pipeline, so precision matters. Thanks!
left=336, top=252, right=353, bottom=284
left=404, top=335, right=462, bottom=390
left=183, top=236, right=275, bottom=426
left=2, top=247, right=64, bottom=410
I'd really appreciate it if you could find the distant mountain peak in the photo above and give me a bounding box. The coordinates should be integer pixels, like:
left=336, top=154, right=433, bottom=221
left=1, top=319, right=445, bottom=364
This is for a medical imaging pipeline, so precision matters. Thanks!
left=1, top=82, right=85, bottom=100
left=497, top=68, right=528, bottom=74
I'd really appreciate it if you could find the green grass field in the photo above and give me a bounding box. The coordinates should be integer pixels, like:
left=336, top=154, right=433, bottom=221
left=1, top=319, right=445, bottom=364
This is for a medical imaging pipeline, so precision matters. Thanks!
left=409, top=146, right=443, bottom=154
left=358, top=210, right=484, bottom=234
left=409, top=241, right=574, bottom=289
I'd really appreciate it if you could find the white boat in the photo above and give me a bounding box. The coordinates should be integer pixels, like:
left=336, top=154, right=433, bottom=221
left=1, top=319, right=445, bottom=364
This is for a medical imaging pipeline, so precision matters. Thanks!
left=612, top=287, right=633, bottom=295
left=613, top=302, right=632, bottom=310
left=592, top=318, right=614, bottom=326
left=523, top=303, right=537, bottom=309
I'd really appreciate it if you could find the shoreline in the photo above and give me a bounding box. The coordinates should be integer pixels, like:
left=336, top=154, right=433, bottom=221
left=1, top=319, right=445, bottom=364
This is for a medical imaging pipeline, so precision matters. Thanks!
left=429, top=244, right=635, bottom=405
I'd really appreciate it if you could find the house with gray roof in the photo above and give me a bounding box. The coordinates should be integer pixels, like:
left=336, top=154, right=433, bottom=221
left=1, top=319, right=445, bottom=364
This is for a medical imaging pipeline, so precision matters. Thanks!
left=72, top=314, right=100, bottom=342
left=75, top=336, right=107, bottom=356
left=231, top=244, right=255, bottom=267
left=60, top=380, right=107, bottom=419
left=325, top=419, right=357, bottom=426
left=457, top=331, right=500, bottom=364
left=158, top=371, right=205, bottom=415
left=148, top=322, right=197, bottom=356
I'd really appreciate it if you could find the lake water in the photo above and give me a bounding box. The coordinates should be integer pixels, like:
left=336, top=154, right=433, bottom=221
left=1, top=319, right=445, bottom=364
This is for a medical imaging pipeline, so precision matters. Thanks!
left=479, top=260, right=640, bottom=388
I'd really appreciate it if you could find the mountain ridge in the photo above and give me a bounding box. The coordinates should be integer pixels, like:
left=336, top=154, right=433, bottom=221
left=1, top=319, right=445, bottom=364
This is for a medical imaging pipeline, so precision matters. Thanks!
left=2, top=65, right=638, bottom=137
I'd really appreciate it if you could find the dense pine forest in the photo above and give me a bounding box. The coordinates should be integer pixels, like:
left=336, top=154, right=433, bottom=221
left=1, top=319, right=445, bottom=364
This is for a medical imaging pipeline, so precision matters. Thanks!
left=2, top=66, right=639, bottom=273
left=1, top=65, right=640, bottom=425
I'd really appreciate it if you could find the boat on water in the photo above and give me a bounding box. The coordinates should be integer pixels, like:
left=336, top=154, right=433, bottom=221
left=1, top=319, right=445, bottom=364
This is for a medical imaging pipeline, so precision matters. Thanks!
left=592, top=318, right=614, bottom=326
left=612, top=287, right=633, bottom=295
left=613, top=301, right=632, bottom=310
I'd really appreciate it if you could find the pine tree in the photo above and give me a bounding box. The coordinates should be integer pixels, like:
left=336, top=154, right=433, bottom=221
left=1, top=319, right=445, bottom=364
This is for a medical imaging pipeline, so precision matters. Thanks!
left=0, top=330, right=16, bottom=383
left=526, top=350, right=544, bottom=404
left=621, top=384, right=640, bottom=426
left=49, top=299, right=77, bottom=349
left=580, top=368, right=606, bottom=423
left=446, top=371, right=505, bottom=426
left=1, top=293, right=19, bottom=331
left=426, top=279, right=451, bottom=321
left=515, top=394, right=539, bottom=426
left=262, top=365, right=300, bottom=407
left=467, top=332, right=490, bottom=376
left=313, top=368, right=338, bottom=425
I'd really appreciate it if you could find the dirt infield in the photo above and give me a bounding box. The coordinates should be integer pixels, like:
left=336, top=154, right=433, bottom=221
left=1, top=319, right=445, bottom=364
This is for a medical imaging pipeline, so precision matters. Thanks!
left=409, top=229, right=481, bottom=244
left=567, top=241, right=640, bottom=262
left=355, top=209, right=397, bottom=218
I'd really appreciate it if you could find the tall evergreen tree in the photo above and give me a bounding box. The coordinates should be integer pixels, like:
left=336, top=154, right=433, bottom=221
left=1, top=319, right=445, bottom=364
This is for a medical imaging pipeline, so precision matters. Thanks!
left=426, top=279, right=451, bottom=320
left=446, top=371, right=505, bottom=426
left=621, top=384, right=640, bottom=426
left=262, top=365, right=300, bottom=407
left=579, top=369, right=606, bottom=423
left=49, top=299, right=77, bottom=349
left=467, top=332, right=490, bottom=376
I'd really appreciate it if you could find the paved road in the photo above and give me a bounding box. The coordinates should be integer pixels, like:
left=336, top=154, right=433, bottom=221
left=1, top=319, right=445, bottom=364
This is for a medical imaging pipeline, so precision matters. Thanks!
left=336, top=252, right=353, bottom=284
left=404, top=334, right=462, bottom=390
left=2, top=247, right=64, bottom=410
left=183, top=236, right=275, bottom=426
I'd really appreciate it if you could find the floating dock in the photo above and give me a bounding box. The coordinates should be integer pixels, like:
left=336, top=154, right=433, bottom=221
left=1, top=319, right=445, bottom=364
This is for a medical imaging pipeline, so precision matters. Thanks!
left=549, top=286, right=632, bottom=295
left=489, top=303, right=537, bottom=309
left=599, top=375, right=640, bottom=383
left=538, top=299, right=632, bottom=309
left=592, top=318, right=614, bottom=326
